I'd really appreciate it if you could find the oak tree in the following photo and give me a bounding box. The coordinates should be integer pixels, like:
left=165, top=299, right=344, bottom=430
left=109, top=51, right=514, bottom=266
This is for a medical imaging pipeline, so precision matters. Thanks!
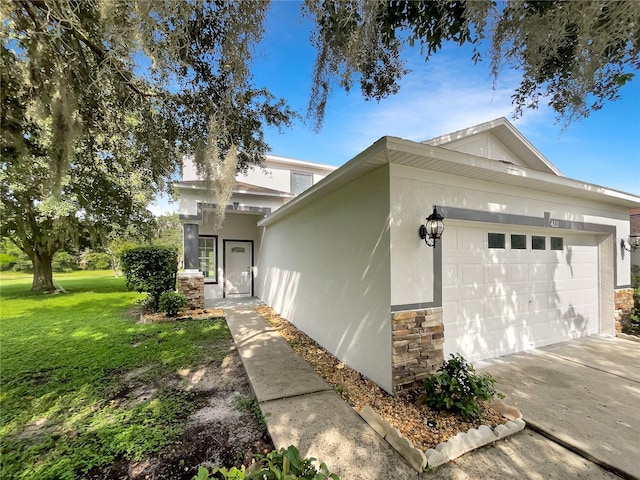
left=304, top=0, right=640, bottom=129
left=1, top=0, right=293, bottom=291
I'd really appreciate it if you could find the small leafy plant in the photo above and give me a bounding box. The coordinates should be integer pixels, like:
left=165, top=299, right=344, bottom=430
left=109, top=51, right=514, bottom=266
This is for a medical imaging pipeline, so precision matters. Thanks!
left=235, top=395, right=267, bottom=430
left=193, top=445, right=340, bottom=480
left=159, top=291, right=188, bottom=317
left=423, top=354, right=503, bottom=420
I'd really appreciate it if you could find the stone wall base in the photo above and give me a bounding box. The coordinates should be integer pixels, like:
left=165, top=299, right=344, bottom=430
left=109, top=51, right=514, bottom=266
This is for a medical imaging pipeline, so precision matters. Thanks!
left=177, top=271, right=205, bottom=309
left=392, top=308, right=444, bottom=394
left=614, top=288, right=635, bottom=333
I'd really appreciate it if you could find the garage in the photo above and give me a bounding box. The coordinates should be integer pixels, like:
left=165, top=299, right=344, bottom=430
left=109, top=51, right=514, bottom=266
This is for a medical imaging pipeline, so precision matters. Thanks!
left=442, top=222, right=600, bottom=362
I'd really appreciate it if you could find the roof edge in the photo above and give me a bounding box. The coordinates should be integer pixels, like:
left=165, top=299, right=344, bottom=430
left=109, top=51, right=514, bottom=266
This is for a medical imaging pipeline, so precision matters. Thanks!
left=422, top=117, right=563, bottom=177
left=258, top=138, right=389, bottom=227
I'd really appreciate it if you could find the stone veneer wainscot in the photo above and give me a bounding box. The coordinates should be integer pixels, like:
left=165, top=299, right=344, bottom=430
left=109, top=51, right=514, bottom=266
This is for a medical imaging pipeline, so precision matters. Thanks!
left=614, top=287, right=635, bottom=333
left=392, top=308, right=444, bottom=394
left=177, top=271, right=205, bottom=310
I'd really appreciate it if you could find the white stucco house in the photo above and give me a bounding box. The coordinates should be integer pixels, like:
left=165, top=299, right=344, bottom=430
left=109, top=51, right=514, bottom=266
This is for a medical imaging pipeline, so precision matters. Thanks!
left=176, top=118, right=640, bottom=394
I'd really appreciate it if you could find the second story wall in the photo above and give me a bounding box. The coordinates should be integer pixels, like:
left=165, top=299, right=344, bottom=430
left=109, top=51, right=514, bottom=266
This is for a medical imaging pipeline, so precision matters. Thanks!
left=181, top=154, right=336, bottom=196
left=239, top=155, right=335, bottom=195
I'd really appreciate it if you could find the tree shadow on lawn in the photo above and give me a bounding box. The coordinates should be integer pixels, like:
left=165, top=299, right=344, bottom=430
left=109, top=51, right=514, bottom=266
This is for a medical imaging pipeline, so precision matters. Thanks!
left=0, top=309, right=242, bottom=479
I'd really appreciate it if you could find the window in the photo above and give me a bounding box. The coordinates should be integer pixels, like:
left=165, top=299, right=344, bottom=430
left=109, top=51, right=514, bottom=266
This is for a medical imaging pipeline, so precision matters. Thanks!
left=291, top=171, right=313, bottom=195
left=532, top=235, right=546, bottom=250
left=551, top=237, right=563, bottom=251
left=511, top=234, right=527, bottom=250
left=488, top=233, right=505, bottom=249
left=198, top=235, right=217, bottom=282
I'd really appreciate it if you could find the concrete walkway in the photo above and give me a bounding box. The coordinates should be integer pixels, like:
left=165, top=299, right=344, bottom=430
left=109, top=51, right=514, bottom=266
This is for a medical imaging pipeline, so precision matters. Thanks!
left=219, top=299, right=635, bottom=479
left=222, top=304, right=418, bottom=479
left=479, top=336, right=640, bottom=480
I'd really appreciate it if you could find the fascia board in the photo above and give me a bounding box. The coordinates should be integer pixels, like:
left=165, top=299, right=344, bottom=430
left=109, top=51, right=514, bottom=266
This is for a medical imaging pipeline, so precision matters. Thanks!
left=385, top=136, right=640, bottom=208
left=265, top=154, right=337, bottom=171
left=422, top=117, right=562, bottom=176
left=173, top=182, right=293, bottom=199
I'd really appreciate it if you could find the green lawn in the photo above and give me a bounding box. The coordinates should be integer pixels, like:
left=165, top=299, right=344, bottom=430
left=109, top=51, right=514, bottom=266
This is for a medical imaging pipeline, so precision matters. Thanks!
left=0, top=271, right=231, bottom=479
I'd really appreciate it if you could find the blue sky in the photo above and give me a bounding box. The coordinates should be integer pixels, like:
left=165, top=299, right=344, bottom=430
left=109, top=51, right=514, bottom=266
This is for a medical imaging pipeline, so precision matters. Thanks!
left=153, top=1, right=639, bottom=214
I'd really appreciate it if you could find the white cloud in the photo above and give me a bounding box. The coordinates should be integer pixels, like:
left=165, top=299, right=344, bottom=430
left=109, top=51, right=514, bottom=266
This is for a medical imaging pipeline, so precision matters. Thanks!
left=322, top=53, right=556, bottom=157
left=148, top=193, right=178, bottom=217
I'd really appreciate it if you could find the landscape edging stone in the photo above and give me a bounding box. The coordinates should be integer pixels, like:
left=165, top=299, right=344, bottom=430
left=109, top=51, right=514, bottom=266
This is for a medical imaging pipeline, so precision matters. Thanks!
left=359, top=400, right=525, bottom=472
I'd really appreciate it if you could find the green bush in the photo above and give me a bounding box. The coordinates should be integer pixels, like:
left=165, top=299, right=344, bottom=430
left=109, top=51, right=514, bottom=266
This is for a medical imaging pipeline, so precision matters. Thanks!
left=52, top=251, right=77, bottom=272
left=11, top=256, right=33, bottom=272
left=82, top=251, right=112, bottom=270
left=121, top=246, right=178, bottom=310
left=622, top=310, right=640, bottom=335
left=194, top=445, right=340, bottom=480
left=0, top=252, right=17, bottom=271
left=158, top=291, right=188, bottom=317
left=423, top=354, right=503, bottom=420
left=621, top=265, right=640, bottom=335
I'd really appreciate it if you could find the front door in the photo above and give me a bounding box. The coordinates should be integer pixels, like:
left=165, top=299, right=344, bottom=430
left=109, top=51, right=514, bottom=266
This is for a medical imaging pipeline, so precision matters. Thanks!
left=224, top=240, right=253, bottom=297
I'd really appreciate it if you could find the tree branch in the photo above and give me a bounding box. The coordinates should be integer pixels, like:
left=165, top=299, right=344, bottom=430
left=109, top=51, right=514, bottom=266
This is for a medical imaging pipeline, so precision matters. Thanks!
left=23, top=0, right=157, bottom=99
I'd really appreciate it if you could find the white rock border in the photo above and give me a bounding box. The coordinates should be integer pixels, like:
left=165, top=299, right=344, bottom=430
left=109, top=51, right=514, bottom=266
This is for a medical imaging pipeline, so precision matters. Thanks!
left=359, top=399, right=525, bottom=472
left=617, top=332, right=640, bottom=343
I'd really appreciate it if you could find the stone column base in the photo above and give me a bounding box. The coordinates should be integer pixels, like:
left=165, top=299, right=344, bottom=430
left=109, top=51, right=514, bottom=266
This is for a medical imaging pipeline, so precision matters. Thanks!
left=177, top=271, right=205, bottom=309
left=392, top=308, right=444, bottom=394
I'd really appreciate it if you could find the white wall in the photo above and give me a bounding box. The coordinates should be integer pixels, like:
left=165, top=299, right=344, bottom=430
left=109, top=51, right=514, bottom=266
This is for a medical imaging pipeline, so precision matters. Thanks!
left=433, top=132, right=527, bottom=168
left=389, top=164, right=633, bottom=306
left=256, top=166, right=393, bottom=392
left=239, top=157, right=335, bottom=194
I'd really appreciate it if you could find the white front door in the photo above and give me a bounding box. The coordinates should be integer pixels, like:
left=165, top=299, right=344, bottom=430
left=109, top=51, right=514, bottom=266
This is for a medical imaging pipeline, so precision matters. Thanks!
left=224, top=241, right=252, bottom=297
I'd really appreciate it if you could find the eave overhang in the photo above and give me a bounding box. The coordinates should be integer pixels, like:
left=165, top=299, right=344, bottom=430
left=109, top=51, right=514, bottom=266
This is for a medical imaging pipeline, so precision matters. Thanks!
left=259, top=136, right=640, bottom=227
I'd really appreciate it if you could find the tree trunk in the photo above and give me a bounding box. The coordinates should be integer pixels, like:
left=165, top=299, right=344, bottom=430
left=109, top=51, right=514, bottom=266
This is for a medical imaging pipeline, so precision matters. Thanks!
left=31, top=251, right=56, bottom=292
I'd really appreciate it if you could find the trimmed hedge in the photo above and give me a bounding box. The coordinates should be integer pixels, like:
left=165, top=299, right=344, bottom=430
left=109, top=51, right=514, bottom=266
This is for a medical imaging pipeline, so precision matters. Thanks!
left=121, top=246, right=178, bottom=310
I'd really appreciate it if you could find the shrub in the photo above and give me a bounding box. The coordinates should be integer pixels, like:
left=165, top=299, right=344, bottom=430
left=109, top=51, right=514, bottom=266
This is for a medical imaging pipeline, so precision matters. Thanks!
left=423, top=354, right=503, bottom=420
left=121, top=246, right=178, bottom=310
left=159, top=291, right=188, bottom=317
left=81, top=251, right=112, bottom=270
left=193, top=445, right=340, bottom=480
left=621, top=311, right=640, bottom=335
left=11, top=256, right=33, bottom=272
left=52, top=251, right=77, bottom=272
left=0, top=253, right=17, bottom=271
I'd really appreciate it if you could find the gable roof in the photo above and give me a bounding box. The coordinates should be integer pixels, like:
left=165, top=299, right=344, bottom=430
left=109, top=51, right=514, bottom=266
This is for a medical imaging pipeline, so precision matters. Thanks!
left=259, top=134, right=640, bottom=227
left=422, top=117, right=562, bottom=176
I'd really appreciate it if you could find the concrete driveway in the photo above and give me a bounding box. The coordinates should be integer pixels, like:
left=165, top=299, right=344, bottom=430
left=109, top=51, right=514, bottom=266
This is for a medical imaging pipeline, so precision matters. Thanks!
left=476, top=336, right=640, bottom=479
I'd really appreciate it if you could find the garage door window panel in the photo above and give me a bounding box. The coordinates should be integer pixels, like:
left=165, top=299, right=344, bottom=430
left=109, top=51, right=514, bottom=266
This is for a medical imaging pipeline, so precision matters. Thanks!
left=551, top=237, right=564, bottom=250
left=532, top=235, right=546, bottom=250
left=511, top=234, right=527, bottom=250
left=488, top=233, right=505, bottom=249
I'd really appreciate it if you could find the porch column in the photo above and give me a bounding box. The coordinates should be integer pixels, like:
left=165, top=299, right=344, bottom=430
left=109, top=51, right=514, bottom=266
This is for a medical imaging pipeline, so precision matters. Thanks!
left=183, top=223, right=199, bottom=270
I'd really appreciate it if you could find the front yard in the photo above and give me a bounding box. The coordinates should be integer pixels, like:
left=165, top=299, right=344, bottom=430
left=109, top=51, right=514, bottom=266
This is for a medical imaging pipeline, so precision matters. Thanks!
left=0, top=271, right=270, bottom=479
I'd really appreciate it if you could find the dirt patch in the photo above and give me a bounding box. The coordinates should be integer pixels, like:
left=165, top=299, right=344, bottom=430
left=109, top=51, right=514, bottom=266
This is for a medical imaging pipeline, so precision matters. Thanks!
left=87, top=343, right=273, bottom=479
left=255, top=305, right=504, bottom=451
left=138, top=308, right=225, bottom=324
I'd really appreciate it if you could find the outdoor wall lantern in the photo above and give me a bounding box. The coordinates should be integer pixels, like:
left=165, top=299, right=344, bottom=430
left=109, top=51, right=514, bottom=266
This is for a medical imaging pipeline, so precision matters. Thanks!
left=419, top=206, right=445, bottom=248
left=621, top=235, right=640, bottom=252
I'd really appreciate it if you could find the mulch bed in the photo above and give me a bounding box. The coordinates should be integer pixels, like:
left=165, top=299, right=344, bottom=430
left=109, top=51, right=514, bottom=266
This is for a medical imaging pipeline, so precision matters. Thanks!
left=255, top=306, right=504, bottom=451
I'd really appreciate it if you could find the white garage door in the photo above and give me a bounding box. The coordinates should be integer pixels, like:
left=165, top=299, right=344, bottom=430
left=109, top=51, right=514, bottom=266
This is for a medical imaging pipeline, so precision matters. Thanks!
left=442, top=223, right=600, bottom=362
